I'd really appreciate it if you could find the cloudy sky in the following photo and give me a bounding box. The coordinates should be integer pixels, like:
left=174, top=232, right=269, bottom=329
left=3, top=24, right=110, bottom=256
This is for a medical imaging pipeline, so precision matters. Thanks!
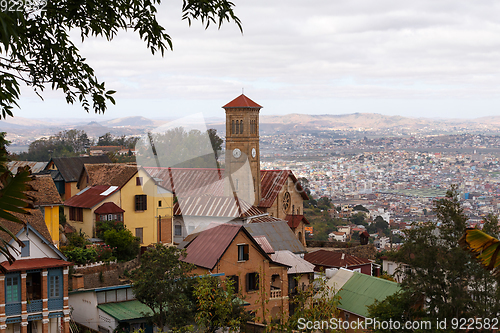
left=17, top=0, right=500, bottom=120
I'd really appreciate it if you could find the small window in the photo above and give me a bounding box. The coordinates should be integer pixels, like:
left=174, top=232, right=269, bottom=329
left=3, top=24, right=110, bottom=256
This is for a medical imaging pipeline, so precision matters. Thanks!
left=69, top=207, right=83, bottom=222
left=236, top=120, right=240, bottom=134
left=227, top=275, right=239, bottom=293
left=246, top=272, right=259, bottom=292
left=135, top=228, right=143, bottom=244
left=240, top=119, right=243, bottom=133
left=135, top=195, right=147, bottom=211
left=21, top=241, right=30, bottom=257
left=238, top=244, right=249, bottom=261
left=174, top=224, right=182, bottom=237
left=158, top=200, right=162, bottom=207
left=136, top=177, right=143, bottom=186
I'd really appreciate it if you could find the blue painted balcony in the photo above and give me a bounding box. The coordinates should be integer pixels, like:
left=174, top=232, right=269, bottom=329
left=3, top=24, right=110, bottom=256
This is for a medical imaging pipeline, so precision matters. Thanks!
left=48, top=298, right=63, bottom=310
left=27, top=299, right=43, bottom=313
left=5, top=302, right=21, bottom=316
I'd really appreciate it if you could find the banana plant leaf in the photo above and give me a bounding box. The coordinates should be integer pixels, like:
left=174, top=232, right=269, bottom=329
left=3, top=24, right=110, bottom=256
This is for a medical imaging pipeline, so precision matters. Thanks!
left=459, top=228, right=500, bottom=276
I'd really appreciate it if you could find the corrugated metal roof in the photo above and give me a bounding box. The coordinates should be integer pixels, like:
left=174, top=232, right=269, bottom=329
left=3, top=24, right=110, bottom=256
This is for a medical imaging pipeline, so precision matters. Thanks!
left=7, top=161, right=47, bottom=174
left=285, top=214, right=309, bottom=228
left=259, top=170, right=308, bottom=208
left=143, top=167, right=224, bottom=197
left=254, top=235, right=274, bottom=254
left=63, top=185, right=119, bottom=208
left=244, top=221, right=306, bottom=254
left=94, top=202, right=125, bottom=214
left=336, top=272, right=400, bottom=318
left=271, top=250, right=315, bottom=274
left=97, top=300, right=153, bottom=321
left=325, top=268, right=354, bottom=292
left=222, top=94, right=262, bottom=109
left=1, top=258, right=71, bottom=272
left=182, top=224, right=242, bottom=269
left=48, top=156, right=111, bottom=182
left=249, top=216, right=283, bottom=223
left=173, top=196, right=264, bottom=218
left=304, top=250, right=372, bottom=270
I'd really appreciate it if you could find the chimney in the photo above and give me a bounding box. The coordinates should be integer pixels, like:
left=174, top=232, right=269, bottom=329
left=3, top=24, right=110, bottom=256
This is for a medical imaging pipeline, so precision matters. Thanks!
left=72, top=273, right=84, bottom=290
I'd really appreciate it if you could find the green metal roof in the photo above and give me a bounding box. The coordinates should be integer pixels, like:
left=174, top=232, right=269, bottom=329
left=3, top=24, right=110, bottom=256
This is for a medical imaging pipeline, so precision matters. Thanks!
left=97, top=300, right=153, bottom=321
left=336, top=272, right=400, bottom=318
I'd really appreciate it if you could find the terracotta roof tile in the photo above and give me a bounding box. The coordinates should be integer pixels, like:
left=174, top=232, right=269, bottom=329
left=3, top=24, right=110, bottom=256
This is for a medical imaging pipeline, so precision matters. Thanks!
left=0, top=210, right=52, bottom=244
left=222, top=94, right=262, bottom=109
left=28, top=175, right=63, bottom=206
left=83, top=164, right=138, bottom=187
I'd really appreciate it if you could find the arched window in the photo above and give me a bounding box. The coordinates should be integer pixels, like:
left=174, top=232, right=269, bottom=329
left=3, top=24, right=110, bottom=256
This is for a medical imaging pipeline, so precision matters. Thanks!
left=236, top=120, right=239, bottom=134
left=232, top=120, right=235, bottom=134
left=240, top=119, right=243, bottom=134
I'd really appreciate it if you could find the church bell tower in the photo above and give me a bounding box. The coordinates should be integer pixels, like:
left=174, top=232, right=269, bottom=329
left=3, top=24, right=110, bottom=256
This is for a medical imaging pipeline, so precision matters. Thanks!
left=223, top=94, right=262, bottom=206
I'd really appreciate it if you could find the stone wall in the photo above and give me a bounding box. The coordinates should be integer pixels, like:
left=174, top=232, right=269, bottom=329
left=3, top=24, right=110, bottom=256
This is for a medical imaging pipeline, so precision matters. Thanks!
left=69, top=258, right=140, bottom=290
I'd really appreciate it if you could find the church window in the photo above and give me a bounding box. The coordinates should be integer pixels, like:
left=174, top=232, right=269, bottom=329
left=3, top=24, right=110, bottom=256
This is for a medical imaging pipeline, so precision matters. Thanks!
left=240, top=119, right=243, bottom=133
left=236, top=120, right=239, bottom=134
left=232, top=120, right=235, bottom=134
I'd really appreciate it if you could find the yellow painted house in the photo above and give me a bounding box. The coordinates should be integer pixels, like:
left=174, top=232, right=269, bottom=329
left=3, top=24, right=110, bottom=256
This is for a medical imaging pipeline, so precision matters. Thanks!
left=29, top=174, right=63, bottom=247
left=64, top=164, right=173, bottom=245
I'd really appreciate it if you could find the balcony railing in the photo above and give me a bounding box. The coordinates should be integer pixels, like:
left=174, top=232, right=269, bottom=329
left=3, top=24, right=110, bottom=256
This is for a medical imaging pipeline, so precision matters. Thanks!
left=27, top=299, right=43, bottom=313
left=270, top=289, right=282, bottom=299
left=48, top=298, right=64, bottom=310
left=5, top=302, right=21, bottom=316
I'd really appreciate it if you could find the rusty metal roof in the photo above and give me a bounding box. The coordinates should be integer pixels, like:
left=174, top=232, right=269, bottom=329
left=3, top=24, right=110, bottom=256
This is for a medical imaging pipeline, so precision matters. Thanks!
left=285, top=214, right=310, bottom=228
left=244, top=220, right=306, bottom=254
left=248, top=215, right=283, bottom=223
left=259, top=170, right=308, bottom=208
left=254, top=235, right=275, bottom=254
left=47, top=156, right=111, bottom=182
left=304, top=250, right=372, bottom=270
left=173, top=196, right=264, bottom=218
left=94, top=202, right=125, bottom=214
left=143, top=167, right=224, bottom=197
left=7, top=161, right=47, bottom=174
left=181, top=224, right=242, bottom=269
left=271, top=250, right=315, bottom=274
left=63, top=185, right=119, bottom=209
left=222, top=94, right=262, bottom=109
left=1, top=258, right=71, bottom=272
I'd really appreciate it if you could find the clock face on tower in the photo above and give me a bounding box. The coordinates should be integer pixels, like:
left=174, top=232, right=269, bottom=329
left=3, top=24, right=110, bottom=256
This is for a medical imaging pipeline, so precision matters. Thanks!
left=251, top=148, right=256, bottom=158
left=233, top=148, right=241, bottom=159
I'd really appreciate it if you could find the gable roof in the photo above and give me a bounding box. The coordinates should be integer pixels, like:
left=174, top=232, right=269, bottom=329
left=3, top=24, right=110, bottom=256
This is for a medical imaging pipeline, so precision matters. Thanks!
left=94, top=202, right=125, bottom=214
left=47, top=156, right=111, bottom=182
left=63, top=185, right=120, bottom=209
left=80, top=163, right=138, bottom=188
left=259, top=170, right=308, bottom=208
left=336, top=272, right=400, bottom=318
left=173, top=196, right=264, bottom=218
left=222, top=94, right=262, bottom=109
left=143, top=167, right=224, bottom=197
left=285, top=214, right=310, bottom=228
left=304, top=250, right=372, bottom=270
left=181, top=224, right=242, bottom=269
left=0, top=210, right=52, bottom=244
left=29, top=174, right=63, bottom=207
left=244, top=220, right=306, bottom=254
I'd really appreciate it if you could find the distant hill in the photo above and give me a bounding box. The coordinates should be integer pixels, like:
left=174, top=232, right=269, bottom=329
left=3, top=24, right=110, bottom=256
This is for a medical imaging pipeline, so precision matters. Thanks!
left=100, top=116, right=159, bottom=127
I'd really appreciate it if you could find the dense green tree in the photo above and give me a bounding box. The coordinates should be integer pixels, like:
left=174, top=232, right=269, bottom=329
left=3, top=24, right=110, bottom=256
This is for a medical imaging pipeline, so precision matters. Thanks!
left=369, top=187, right=500, bottom=328
left=132, top=244, right=196, bottom=330
left=349, top=212, right=367, bottom=226
left=194, top=275, right=248, bottom=333
left=353, top=204, right=369, bottom=212
left=102, top=228, right=140, bottom=262
left=0, top=0, right=241, bottom=119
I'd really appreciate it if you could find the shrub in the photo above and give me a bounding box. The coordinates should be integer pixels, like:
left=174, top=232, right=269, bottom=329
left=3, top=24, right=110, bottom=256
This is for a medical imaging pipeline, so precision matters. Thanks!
left=102, top=229, right=140, bottom=261
left=66, top=230, right=90, bottom=249
left=63, top=247, right=97, bottom=265
left=96, top=220, right=125, bottom=239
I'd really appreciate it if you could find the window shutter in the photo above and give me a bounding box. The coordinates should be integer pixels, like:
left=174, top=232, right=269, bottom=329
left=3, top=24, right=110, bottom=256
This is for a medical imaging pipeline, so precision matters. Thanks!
left=246, top=273, right=250, bottom=292
left=243, top=244, right=249, bottom=261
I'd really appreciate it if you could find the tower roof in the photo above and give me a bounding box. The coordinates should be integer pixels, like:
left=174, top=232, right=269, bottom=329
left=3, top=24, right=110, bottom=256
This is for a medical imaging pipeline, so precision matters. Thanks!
left=223, top=94, right=262, bottom=109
